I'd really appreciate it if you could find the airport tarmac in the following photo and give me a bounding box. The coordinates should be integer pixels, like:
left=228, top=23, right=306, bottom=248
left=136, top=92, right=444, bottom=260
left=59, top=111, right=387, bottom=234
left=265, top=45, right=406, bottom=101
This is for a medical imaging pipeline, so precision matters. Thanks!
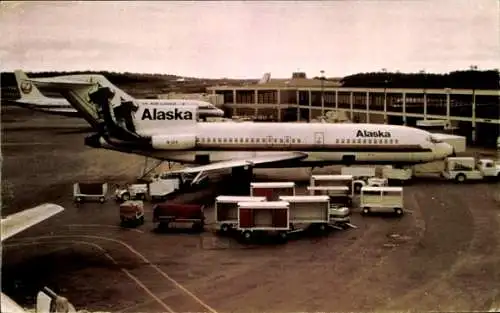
left=2, top=105, right=500, bottom=312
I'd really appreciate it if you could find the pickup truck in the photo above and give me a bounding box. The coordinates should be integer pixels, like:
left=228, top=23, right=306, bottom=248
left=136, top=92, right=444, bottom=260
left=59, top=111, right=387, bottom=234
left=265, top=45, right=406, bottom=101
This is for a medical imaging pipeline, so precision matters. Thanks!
left=442, top=157, right=500, bottom=182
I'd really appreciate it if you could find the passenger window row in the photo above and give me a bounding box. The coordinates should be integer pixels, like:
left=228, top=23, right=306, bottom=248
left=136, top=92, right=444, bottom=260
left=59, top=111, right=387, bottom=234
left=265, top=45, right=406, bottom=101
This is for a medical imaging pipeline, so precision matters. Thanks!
left=196, top=137, right=303, bottom=144
left=336, top=138, right=398, bottom=144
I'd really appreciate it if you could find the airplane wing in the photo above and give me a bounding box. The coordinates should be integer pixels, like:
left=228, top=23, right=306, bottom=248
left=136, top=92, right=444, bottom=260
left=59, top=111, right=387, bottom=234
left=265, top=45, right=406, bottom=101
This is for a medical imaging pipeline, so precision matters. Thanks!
left=1, top=293, right=28, bottom=313
left=169, top=152, right=308, bottom=174
left=1, top=203, right=65, bottom=241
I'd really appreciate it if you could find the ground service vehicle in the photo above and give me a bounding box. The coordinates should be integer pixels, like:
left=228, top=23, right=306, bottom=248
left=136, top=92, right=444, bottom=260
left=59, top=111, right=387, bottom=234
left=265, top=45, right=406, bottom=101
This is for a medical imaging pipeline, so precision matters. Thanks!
left=250, top=182, right=295, bottom=201
left=360, top=186, right=404, bottom=216
left=73, top=182, right=107, bottom=203
left=215, top=196, right=266, bottom=233
left=115, top=184, right=148, bottom=201
left=442, top=157, right=500, bottom=182
left=307, top=186, right=353, bottom=207
left=237, top=201, right=290, bottom=242
left=119, top=200, right=145, bottom=227
left=339, top=168, right=390, bottom=192
left=152, top=203, right=205, bottom=231
left=278, top=195, right=331, bottom=233
left=309, top=175, right=355, bottom=194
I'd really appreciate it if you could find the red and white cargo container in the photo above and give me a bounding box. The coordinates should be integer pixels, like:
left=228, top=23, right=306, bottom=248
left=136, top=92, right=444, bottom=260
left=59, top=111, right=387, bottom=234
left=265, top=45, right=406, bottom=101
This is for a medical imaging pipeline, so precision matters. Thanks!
left=237, top=201, right=290, bottom=242
left=250, top=182, right=295, bottom=201
left=214, top=196, right=266, bottom=233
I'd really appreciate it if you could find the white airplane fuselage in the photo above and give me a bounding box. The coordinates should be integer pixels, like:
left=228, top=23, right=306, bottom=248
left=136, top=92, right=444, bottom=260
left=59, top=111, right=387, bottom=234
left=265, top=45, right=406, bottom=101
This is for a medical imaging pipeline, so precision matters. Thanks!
left=14, top=98, right=224, bottom=118
left=93, top=122, right=454, bottom=166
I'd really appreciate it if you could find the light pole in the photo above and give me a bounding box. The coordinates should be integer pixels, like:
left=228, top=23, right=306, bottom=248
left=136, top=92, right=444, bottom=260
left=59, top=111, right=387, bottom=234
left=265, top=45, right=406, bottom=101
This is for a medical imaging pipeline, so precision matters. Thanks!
left=320, top=70, right=325, bottom=115
left=382, top=68, right=388, bottom=124
left=419, top=69, right=427, bottom=120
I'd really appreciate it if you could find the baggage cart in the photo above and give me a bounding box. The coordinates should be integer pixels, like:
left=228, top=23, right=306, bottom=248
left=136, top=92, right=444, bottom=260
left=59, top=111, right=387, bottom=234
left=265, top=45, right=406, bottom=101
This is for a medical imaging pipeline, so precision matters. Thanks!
left=309, top=175, right=354, bottom=194
left=307, top=186, right=352, bottom=207
left=119, top=200, right=145, bottom=227
left=250, top=182, right=295, bottom=201
left=360, top=186, right=404, bottom=216
left=73, top=183, right=108, bottom=203
left=214, top=196, right=266, bottom=233
left=279, top=195, right=330, bottom=233
left=237, top=201, right=290, bottom=242
left=152, top=203, right=205, bottom=232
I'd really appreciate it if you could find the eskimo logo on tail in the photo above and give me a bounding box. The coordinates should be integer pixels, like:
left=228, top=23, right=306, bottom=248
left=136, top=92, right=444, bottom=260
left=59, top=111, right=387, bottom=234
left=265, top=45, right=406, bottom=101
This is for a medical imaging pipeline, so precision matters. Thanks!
left=20, top=80, right=33, bottom=94
left=141, top=108, right=193, bottom=121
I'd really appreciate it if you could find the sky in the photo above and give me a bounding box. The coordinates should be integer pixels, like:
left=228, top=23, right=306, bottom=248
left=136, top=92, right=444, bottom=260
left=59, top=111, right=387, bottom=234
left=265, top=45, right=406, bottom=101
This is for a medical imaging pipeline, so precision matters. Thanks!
left=0, top=0, right=498, bottom=78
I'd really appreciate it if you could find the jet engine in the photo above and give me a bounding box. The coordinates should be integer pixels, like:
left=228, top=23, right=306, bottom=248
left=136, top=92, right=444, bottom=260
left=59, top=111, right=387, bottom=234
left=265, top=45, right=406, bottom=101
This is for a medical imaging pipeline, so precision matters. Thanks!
left=151, top=134, right=196, bottom=150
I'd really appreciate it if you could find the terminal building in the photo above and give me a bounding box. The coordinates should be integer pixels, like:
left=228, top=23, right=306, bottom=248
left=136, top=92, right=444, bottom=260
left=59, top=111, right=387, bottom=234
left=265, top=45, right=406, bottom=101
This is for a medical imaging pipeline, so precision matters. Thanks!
left=207, top=72, right=500, bottom=147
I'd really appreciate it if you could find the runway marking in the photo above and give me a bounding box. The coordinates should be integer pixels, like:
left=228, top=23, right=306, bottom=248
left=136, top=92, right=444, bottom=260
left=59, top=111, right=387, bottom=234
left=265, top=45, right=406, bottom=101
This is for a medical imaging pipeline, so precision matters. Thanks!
left=67, top=224, right=144, bottom=233
left=10, top=235, right=218, bottom=313
left=4, top=240, right=175, bottom=313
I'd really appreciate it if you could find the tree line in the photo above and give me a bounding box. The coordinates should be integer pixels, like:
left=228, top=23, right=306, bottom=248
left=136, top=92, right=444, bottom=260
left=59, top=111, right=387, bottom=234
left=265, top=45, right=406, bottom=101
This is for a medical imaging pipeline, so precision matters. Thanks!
left=340, top=70, right=499, bottom=89
left=1, top=69, right=498, bottom=89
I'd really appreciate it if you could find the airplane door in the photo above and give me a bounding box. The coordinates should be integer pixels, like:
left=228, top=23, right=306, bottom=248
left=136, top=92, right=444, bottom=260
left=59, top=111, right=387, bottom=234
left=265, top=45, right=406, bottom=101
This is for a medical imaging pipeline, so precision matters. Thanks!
left=266, top=135, right=274, bottom=148
left=314, top=132, right=324, bottom=146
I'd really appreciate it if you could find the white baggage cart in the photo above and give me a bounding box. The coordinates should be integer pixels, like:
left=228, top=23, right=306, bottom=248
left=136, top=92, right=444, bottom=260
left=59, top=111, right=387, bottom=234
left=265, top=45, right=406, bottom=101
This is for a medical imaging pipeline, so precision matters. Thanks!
left=279, top=195, right=330, bottom=233
left=73, top=183, right=108, bottom=203
left=360, top=186, right=404, bottom=216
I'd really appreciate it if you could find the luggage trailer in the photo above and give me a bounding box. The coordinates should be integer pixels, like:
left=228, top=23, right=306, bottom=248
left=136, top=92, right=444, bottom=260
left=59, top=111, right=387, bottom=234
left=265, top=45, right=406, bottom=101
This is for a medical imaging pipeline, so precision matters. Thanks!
left=279, top=195, right=352, bottom=232
left=214, top=196, right=266, bottom=233
left=250, top=182, right=296, bottom=201
left=307, top=186, right=353, bottom=207
left=73, top=183, right=108, bottom=203
left=237, top=201, right=290, bottom=242
left=309, top=175, right=354, bottom=195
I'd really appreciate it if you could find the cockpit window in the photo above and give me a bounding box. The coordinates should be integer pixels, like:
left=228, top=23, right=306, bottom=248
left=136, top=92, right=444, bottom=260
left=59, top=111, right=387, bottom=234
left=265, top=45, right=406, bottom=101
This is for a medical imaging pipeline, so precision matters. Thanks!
left=428, top=135, right=443, bottom=144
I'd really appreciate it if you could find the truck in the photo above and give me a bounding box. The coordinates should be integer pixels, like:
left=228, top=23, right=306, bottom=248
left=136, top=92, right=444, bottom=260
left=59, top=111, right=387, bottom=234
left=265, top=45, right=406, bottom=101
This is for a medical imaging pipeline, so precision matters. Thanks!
left=442, top=157, right=500, bottom=182
left=114, top=171, right=209, bottom=202
left=119, top=200, right=145, bottom=227
left=237, top=201, right=290, bottom=242
left=250, top=182, right=295, bottom=201
left=73, top=183, right=108, bottom=203
left=152, top=203, right=205, bottom=232
left=360, top=186, right=404, bottom=216
left=339, top=167, right=388, bottom=193
left=115, top=183, right=148, bottom=201
left=215, top=196, right=266, bottom=233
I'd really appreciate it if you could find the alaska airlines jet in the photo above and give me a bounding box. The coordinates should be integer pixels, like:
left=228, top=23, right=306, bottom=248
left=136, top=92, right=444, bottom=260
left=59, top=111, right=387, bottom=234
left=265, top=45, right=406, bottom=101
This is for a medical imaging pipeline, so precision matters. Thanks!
left=30, top=79, right=455, bottom=175
left=11, top=70, right=224, bottom=122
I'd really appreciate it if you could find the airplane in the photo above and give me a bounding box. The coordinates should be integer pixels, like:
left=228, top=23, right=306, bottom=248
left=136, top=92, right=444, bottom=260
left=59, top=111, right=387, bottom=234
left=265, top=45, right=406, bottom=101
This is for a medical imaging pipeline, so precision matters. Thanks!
left=1, top=203, right=76, bottom=313
left=29, top=78, right=455, bottom=178
left=11, top=70, right=225, bottom=124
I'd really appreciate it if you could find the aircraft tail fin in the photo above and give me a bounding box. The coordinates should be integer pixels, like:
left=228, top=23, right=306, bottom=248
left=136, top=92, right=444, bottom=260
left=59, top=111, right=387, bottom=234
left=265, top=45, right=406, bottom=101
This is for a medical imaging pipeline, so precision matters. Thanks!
left=30, top=77, right=102, bottom=129
left=13, top=69, right=47, bottom=100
